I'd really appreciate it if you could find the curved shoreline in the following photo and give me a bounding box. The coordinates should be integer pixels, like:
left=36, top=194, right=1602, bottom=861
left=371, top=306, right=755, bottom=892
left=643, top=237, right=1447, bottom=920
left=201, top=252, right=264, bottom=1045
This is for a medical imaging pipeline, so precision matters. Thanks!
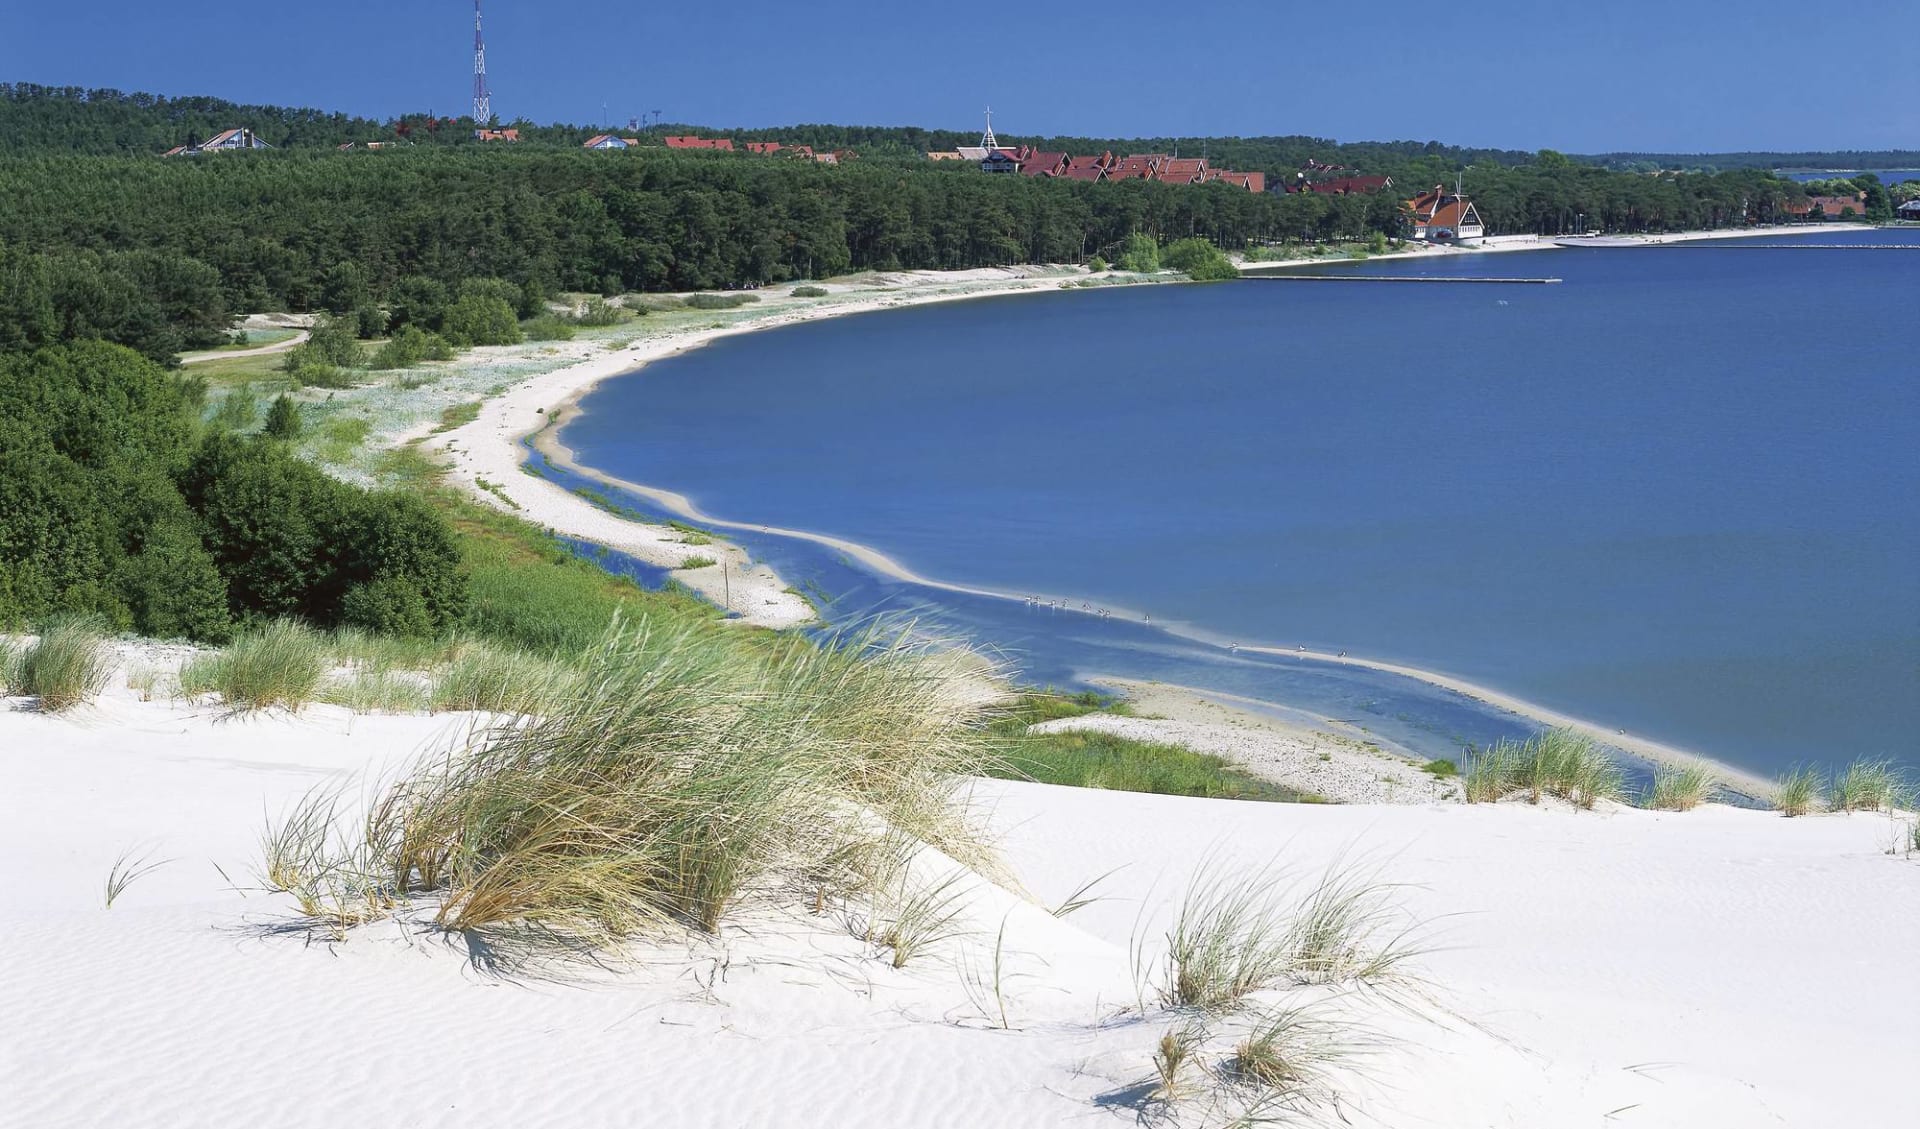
left=540, top=398, right=1777, bottom=801
left=432, top=242, right=1873, bottom=797
left=423, top=266, right=1121, bottom=627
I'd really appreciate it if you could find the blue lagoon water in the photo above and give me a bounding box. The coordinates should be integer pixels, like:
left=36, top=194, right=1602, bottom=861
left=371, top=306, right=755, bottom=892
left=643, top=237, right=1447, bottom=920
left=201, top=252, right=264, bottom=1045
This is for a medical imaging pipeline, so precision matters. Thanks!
left=563, top=231, right=1920, bottom=776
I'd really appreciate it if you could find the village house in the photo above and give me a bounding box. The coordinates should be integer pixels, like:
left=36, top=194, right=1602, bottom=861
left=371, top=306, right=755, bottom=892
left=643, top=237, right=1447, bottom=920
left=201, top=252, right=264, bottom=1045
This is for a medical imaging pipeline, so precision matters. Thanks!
left=162, top=128, right=272, bottom=157
left=981, top=148, right=1021, bottom=174
left=1406, top=185, right=1485, bottom=242
left=1781, top=192, right=1873, bottom=219
left=664, top=135, right=736, bottom=151
left=1204, top=169, right=1267, bottom=193
left=583, top=134, right=630, bottom=150
left=1285, top=174, right=1393, bottom=195
left=1019, top=150, right=1070, bottom=177
left=1061, top=153, right=1113, bottom=181
left=473, top=128, right=520, bottom=142
left=1898, top=199, right=1920, bottom=220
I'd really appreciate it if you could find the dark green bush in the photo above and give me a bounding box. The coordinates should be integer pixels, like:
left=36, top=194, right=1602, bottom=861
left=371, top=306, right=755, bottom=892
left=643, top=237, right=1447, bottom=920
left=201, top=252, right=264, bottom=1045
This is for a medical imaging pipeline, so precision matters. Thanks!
left=573, top=297, right=625, bottom=326
left=685, top=292, right=759, bottom=310
left=262, top=394, right=302, bottom=440
left=522, top=315, right=576, bottom=341
left=790, top=285, right=829, bottom=298
left=441, top=294, right=523, bottom=347
left=370, top=324, right=453, bottom=370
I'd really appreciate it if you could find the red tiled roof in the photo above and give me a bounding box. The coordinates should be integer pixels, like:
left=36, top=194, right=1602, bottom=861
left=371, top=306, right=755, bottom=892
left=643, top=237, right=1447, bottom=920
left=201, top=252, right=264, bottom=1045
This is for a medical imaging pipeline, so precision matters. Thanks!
left=745, top=141, right=782, bottom=154
left=1061, top=165, right=1106, bottom=181
left=664, top=136, right=735, bottom=150
left=1019, top=151, right=1069, bottom=176
left=1065, top=152, right=1112, bottom=171
left=1300, top=175, right=1392, bottom=195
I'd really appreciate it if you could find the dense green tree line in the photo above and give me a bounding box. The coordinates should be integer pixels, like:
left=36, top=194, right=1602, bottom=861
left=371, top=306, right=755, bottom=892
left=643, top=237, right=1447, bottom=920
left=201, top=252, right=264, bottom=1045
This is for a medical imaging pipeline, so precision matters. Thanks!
left=0, top=340, right=467, bottom=639
left=0, top=146, right=1819, bottom=359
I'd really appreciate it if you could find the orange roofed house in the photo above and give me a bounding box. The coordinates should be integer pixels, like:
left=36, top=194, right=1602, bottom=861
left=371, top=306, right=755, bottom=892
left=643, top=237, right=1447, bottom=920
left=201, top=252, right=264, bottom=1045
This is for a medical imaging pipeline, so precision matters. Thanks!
left=1406, top=185, right=1485, bottom=242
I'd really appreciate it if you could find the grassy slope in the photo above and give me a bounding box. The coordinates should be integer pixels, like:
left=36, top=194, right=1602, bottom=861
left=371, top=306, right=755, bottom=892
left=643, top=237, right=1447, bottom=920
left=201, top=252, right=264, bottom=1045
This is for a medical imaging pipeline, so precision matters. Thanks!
left=986, top=693, right=1318, bottom=803
left=377, top=440, right=723, bottom=657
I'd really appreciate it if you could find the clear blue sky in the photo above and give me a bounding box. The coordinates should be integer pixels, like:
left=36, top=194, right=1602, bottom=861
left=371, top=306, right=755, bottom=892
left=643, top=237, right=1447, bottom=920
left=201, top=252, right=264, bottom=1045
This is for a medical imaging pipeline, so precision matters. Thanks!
left=5, top=0, right=1916, bottom=152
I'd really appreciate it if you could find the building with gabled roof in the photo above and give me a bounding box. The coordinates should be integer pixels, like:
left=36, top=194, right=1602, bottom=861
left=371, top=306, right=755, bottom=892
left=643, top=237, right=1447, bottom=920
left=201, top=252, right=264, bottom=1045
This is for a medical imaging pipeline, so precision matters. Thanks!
left=1156, top=157, right=1210, bottom=184
left=583, top=134, right=630, bottom=150
left=1107, top=154, right=1167, bottom=180
left=1289, top=175, right=1393, bottom=195
left=1406, top=185, right=1485, bottom=242
left=1019, top=150, right=1070, bottom=177
left=664, top=135, right=735, bottom=151
left=163, top=128, right=272, bottom=156
left=473, top=128, right=520, bottom=142
left=1204, top=169, right=1266, bottom=193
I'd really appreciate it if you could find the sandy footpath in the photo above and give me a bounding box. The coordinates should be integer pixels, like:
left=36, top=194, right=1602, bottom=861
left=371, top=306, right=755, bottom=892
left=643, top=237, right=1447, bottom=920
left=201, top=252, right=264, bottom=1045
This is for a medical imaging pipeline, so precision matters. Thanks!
left=5, top=651, right=1915, bottom=1128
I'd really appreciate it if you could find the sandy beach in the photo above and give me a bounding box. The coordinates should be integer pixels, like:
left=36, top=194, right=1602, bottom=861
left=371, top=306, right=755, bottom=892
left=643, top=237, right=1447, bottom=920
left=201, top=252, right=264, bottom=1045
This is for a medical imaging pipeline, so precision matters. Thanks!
left=421, top=266, right=1124, bottom=629
left=4, top=645, right=1914, bottom=1128
left=415, top=229, right=1877, bottom=793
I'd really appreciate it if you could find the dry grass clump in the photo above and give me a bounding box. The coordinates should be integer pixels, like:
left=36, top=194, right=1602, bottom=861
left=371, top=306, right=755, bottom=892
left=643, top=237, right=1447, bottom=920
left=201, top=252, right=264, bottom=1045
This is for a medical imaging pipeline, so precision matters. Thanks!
left=1774, top=765, right=1824, bottom=817
left=1150, top=1019, right=1209, bottom=1101
left=180, top=620, right=330, bottom=710
left=1462, top=729, right=1623, bottom=810
left=1830, top=758, right=1904, bottom=814
left=0, top=636, right=23, bottom=692
left=426, top=642, right=575, bottom=715
left=1281, top=864, right=1422, bottom=985
left=13, top=617, right=112, bottom=711
left=1646, top=762, right=1719, bottom=811
left=320, top=668, right=431, bottom=714
left=261, top=787, right=398, bottom=932
left=1157, top=858, right=1421, bottom=1011
left=267, top=619, right=995, bottom=945
left=1229, top=1003, right=1357, bottom=1103
left=1160, top=865, right=1295, bottom=1011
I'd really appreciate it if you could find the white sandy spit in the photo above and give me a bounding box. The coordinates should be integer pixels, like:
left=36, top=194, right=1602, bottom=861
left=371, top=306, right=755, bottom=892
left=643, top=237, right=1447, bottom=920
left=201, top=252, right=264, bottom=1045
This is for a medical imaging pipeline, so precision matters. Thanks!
left=418, top=267, right=1102, bottom=629
left=5, top=651, right=1916, bottom=1128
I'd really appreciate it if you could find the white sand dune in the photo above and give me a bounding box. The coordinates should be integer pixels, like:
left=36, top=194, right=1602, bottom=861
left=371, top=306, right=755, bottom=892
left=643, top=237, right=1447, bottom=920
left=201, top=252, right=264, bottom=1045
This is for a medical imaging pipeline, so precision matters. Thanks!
left=6, top=660, right=1915, bottom=1128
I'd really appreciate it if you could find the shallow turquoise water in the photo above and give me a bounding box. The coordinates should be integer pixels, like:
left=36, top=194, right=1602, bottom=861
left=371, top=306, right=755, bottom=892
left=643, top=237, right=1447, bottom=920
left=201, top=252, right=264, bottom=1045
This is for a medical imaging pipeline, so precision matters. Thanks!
left=565, top=231, right=1920, bottom=776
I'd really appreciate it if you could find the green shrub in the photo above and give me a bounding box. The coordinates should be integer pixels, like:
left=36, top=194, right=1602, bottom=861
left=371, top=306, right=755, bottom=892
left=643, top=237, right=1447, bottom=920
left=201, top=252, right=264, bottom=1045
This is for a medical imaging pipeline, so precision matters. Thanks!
left=283, top=316, right=363, bottom=372
left=112, top=515, right=232, bottom=642
left=1162, top=237, right=1238, bottom=281
left=1421, top=758, right=1458, bottom=778
left=211, top=384, right=259, bottom=432
left=370, top=325, right=454, bottom=370
left=262, top=394, right=303, bottom=440
left=341, top=575, right=437, bottom=637
left=1086, top=256, right=1109, bottom=272
left=288, top=360, right=356, bottom=389
left=572, top=297, right=625, bottom=325
left=354, top=305, right=388, bottom=339
left=685, top=292, right=760, bottom=310
left=522, top=315, right=576, bottom=341
left=181, top=620, right=330, bottom=711
left=15, top=616, right=111, bottom=710
left=790, top=285, right=829, bottom=298
left=441, top=295, right=524, bottom=347
left=1116, top=232, right=1160, bottom=272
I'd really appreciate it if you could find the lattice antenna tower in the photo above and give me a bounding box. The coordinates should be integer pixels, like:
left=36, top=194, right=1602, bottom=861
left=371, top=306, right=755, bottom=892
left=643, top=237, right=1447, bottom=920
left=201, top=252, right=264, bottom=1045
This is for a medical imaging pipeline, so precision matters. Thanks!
left=473, top=1, right=492, bottom=124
